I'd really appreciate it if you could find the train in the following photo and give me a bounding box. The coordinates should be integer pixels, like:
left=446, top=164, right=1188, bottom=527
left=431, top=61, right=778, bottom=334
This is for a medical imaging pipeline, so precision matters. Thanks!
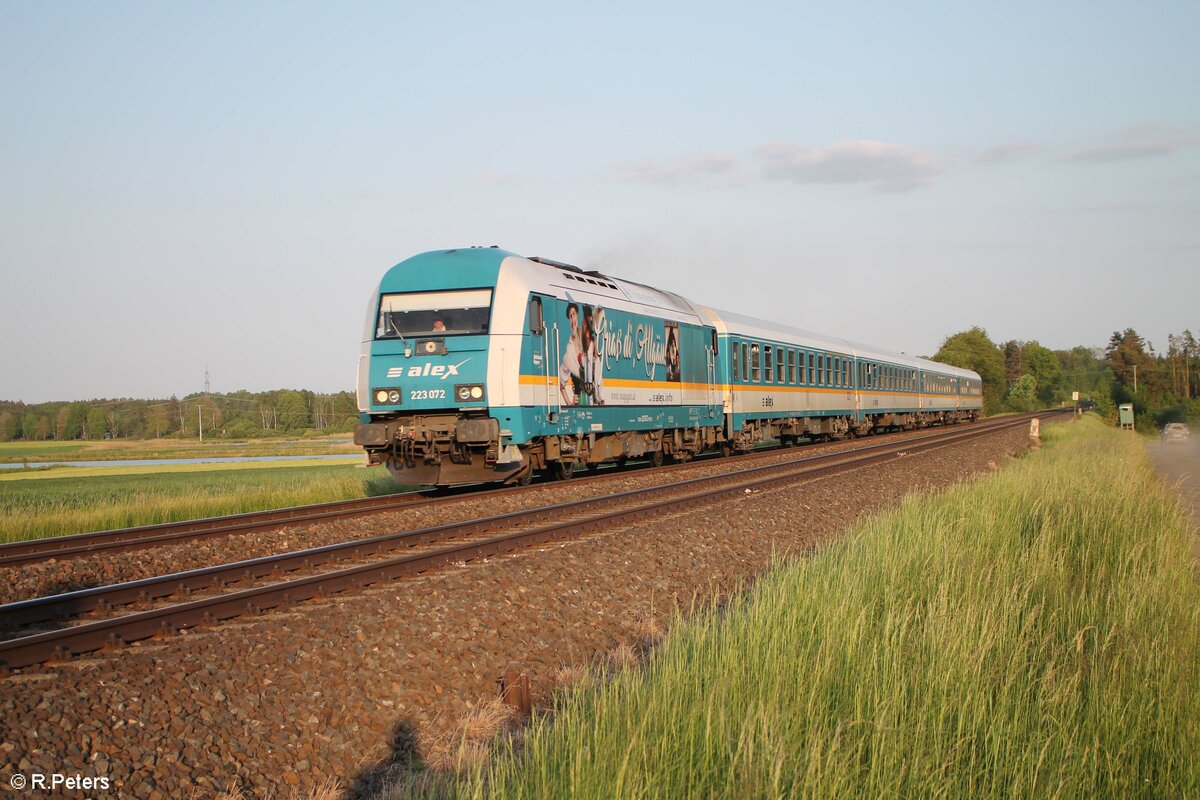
left=354, top=247, right=983, bottom=486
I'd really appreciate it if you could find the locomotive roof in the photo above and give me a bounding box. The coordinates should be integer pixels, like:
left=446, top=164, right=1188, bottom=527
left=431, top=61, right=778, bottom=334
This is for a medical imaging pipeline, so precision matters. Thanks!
left=375, top=248, right=978, bottom=381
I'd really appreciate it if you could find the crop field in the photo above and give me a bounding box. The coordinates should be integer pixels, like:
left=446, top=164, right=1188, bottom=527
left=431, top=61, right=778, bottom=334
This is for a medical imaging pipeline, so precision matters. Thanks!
left=0, top=435, right=358, bottom=464
left=0, top=463, right=402, bottom=544
left=453, top=417, right=1199, bottom=799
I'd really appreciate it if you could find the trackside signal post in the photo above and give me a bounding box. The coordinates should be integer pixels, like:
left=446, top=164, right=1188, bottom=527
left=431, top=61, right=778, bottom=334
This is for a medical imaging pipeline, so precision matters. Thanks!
left=1118, top=403, right=1135, bottom=431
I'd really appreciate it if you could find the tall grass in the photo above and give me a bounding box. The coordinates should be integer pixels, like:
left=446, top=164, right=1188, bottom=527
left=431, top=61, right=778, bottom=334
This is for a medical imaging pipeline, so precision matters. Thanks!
left=0, top=465, right=380, bottom=543
left=461, top=417, right=1200, bottom=799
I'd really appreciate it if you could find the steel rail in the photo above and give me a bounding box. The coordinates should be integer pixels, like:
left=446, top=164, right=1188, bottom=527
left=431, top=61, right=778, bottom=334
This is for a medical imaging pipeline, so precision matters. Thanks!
left=0, top=412, right=1057, bottom=669
left=0, top=413, right=1045, bottom=630
left=0, top=414, right=1031, bottom=567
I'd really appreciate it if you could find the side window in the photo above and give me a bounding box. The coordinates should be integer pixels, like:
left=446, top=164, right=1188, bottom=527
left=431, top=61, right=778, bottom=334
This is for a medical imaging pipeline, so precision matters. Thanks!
left=741, top=343, right=749, bottom=382
left=778, top=350, right=786, bottom=383
left=787, top=350, right=796, bottom=384
left=765, top=346, right=774, bottom=383
left=528, top=297, right=543, bottom=333
left=750, top=344, right=761, bottom=382
left=732, top=340, right=740, bottom=381
left=808, top=352, right=815, bottom=385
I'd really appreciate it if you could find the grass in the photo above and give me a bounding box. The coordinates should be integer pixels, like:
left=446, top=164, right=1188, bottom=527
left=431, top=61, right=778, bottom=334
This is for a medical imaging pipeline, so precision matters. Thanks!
left=448, top=416, right=1199, bottom=799
left=0, top=463, right=404, bottom=544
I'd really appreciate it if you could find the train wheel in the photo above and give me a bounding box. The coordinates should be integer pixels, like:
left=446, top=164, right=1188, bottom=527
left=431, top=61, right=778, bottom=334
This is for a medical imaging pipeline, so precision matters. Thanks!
left=554, top=460, right=575, bottom=481
left=649, top=450, right=664, bottom=468
left=720, top=443, right=733, bottom=458
left=516, top=466, right=534, bottom=486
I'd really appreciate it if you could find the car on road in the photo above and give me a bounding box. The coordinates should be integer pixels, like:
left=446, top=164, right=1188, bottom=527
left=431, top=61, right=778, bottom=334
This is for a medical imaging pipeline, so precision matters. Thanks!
left=1161, top=422, right=1191, bottom=444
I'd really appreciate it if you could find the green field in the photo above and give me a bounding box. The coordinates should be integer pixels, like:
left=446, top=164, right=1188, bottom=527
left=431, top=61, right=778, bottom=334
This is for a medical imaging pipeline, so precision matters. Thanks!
left=446, top=416, right=1199, bottom=799
left=0, top=436, right=357, bottom=464
left=0, top=463, right=404, bottom=544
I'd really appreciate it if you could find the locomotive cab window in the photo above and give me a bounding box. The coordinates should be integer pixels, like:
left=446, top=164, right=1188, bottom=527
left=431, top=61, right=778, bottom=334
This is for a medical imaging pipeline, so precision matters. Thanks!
left=376, top=289, right=493, bottom=338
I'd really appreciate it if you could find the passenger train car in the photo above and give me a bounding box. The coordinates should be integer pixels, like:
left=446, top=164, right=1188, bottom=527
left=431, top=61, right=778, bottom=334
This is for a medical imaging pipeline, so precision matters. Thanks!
left=354, top=247, right=982, bottom=486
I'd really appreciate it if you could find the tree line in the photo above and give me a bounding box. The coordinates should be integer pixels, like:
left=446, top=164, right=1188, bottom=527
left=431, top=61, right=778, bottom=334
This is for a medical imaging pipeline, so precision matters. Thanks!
left=5, top=327, right=1198, bottom=443
left=933, top=327, right=1200, bottom=429
left=0, top=389, right=360, bottom=442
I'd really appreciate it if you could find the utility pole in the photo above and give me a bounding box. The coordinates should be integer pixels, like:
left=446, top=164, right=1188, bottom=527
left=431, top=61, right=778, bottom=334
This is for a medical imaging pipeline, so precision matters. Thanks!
left=198, top=405, right=203, bottom=442
left=1133, top=364, right=1138, bottom=393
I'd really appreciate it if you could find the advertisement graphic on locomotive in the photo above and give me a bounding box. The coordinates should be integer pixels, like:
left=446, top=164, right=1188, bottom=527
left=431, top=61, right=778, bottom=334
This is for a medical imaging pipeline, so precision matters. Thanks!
left=354, top=247, right=981, bottom=486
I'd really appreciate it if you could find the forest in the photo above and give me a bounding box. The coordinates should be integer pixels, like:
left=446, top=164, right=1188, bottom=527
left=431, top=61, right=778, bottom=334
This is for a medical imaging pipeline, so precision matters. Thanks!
left=0, top=389, right=359, bottom=442
left=934, top=327, right=1200, bottom=431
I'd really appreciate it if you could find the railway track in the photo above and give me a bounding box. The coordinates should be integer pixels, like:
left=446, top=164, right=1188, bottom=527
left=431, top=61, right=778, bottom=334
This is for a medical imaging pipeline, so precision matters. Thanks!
left=0, top=411, right=1060, bottom=670
left=0, top=414, right=1043, bottom=568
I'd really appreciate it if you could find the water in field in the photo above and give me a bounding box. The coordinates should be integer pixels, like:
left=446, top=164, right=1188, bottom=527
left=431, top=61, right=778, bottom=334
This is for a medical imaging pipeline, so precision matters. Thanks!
left=0, top=454, right=362, bottom=470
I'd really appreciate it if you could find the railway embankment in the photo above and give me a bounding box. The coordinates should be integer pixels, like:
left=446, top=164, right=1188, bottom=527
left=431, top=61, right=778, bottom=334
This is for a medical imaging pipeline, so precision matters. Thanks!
left=453, top=416, right=1199, bottom=800
left=0, top=423, right=1036, bottom=798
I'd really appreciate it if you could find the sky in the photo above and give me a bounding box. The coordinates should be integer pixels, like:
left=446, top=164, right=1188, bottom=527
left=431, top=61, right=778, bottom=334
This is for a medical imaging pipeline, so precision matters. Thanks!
left=1, top=1, right=1197, bottom=404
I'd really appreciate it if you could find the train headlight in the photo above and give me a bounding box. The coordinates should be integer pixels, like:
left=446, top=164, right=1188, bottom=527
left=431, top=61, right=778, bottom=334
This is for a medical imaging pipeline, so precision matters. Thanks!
left=373, top=388, right=402, bottom=406
left=455, top=384, right=485, bottom=403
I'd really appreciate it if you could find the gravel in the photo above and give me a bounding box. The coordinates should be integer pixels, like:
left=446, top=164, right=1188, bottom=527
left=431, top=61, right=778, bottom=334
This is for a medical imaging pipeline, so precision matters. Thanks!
left=0, top=425, right=1034, bottom=799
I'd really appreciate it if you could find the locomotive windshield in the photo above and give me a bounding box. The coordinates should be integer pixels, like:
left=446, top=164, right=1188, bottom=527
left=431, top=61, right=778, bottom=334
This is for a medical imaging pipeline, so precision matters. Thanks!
left=376, top=289, right=493, bottom=338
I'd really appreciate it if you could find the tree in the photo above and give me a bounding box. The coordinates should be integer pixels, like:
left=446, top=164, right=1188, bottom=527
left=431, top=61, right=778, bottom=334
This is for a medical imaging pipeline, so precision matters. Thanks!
left=86, top=407, right=108, bottom=440
left=0, top=411, right=16, bottom=442
left=1022, top=342, right=1063, bottom=406
left=1105, top=329, right=1162, bottom=404
left=276, top=390, right=310, bottom=432
left=1000, top=340, right=1024, bottom=385
left=934, top=327, right=1005, bottom=414
left=1005, top=374, right=1038, bottom=411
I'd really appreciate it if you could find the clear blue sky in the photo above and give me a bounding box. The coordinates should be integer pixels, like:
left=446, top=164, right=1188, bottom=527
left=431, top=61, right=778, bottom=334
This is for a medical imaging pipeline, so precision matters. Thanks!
left=2, top=1, right=1196, bottom=403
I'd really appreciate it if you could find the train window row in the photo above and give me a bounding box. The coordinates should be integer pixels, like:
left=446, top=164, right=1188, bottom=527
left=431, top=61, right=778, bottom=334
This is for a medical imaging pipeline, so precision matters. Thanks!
left=925, top=373, right=957, bottom=395
left=731, top=341, right=853, bottom=388
left=859, top=362, right=918, bottom=393
left=730, top=340, right=973, bottom=397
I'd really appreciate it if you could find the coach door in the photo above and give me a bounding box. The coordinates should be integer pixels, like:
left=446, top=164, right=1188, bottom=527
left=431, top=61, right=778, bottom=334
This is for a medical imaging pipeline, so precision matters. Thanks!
left=706, top=329, right=718, bottom=414
left=856, top=359, right=866, bottom=419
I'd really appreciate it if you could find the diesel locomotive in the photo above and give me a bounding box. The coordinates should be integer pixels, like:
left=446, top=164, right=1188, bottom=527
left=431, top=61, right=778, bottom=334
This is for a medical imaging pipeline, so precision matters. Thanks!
left=353, top=247, right=982, bottom=486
